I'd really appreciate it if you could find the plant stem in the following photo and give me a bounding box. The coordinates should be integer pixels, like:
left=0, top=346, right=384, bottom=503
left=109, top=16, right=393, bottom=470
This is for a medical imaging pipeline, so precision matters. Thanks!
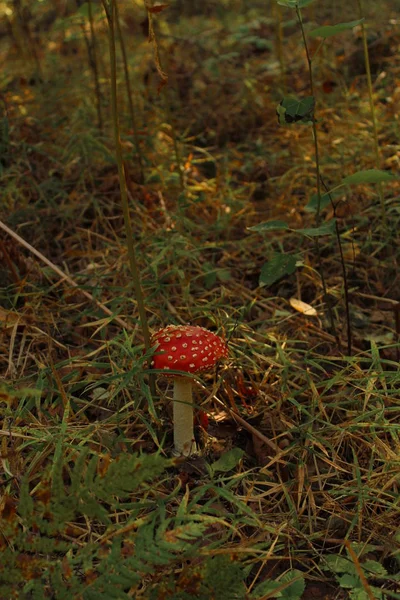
left=322, top=178, right=352, bottom=355
left=103, top=1, right=153, bottom=367
left=88, top=0, right=103, bottom=131
left=115, top=1, right=145, bottom=183
left=356, top=0, right=386, bottom=227
left=296, top=7, right=338, bottom=343
left=296, top=7, right=321, bottom=225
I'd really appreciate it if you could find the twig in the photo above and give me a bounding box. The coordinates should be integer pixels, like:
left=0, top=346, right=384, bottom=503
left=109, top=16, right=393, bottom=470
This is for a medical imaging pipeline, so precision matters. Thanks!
left=228, top=408, right=282, bottom=454
left=202, top=383, right=282, bottom=456
left=353, top=292, right=398, bottom=305
left=345, top=541, right=378, bottom=600
left=0, top=219, right=132, bottom=332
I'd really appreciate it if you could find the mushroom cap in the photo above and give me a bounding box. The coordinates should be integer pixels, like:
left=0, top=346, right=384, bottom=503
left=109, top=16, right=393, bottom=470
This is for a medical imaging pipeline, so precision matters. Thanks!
left=151, top=325, right=229, bottom=375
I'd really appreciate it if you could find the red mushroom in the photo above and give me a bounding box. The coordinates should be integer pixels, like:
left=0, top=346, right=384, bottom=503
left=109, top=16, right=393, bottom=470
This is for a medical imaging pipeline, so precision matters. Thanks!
left=151, top=325, right=229, bottom=456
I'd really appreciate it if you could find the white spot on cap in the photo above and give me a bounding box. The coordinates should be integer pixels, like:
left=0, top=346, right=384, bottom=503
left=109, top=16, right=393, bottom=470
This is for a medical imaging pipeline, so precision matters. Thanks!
left=150, top=324, right=229, bottom=374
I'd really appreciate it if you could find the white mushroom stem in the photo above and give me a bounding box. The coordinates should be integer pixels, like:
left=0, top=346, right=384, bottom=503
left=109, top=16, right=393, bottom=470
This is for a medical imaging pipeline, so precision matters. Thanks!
left=173, top=377, right=198, bottom=457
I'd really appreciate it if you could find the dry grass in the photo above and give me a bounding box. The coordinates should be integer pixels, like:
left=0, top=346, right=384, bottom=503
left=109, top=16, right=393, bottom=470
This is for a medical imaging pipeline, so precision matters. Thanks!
left=0, top=0, right=399, bottom=597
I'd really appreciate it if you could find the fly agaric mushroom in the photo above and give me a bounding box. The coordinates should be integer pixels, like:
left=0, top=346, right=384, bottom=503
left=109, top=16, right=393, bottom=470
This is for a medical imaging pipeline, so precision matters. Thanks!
left=151, top=325, right=229, bottom=456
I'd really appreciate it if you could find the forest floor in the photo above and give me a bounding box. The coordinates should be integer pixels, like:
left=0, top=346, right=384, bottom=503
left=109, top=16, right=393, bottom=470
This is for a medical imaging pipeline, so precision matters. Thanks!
left=0, top=0, right=400, bottom=598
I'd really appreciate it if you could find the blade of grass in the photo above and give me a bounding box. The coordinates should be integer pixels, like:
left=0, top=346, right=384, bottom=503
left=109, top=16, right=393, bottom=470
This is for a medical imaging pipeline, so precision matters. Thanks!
left=102, top=0, right=154, bottom=396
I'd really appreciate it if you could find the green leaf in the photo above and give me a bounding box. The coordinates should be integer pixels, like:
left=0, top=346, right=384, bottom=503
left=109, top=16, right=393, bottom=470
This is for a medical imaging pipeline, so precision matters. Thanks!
left=259, top=253, right=297, bottom=287
left=348, top=543, right=380, bottom=557
left=277, top=0, right=315, bottom=7
left=339, top=573, right=361, bottom=588
left=349, top=590, right=369, bottom=600
left=368, top=587, right=384, bottom=600
left=18, top=478, right=34, bottom=521
left=279, top=569, right=305, bottom=600
left=282, top=19, right=297, bottom=28
left=251, top=579, right=282, bottom=598
left=217, top=268, right=232, bottom=282
left=94, top=454, right=170, bottom=500
left=342, top=169, right=396, bottom=185
left=323, top=555, right=356, bottom=574
left=203, top=555, right=246, bottom=599
left=277, top=96, right=315, bottom=125
left=309, top=19, right=364, bottom=38
left=248, top=220, right=289, bottom=232
left=77, top=2, right=90, bottom=17
left=296, top=219, right=336, bottom=237
left=251, top=570, right=306, bottom=599
left=210, top=448, right=245, bottom=475
left=77, top=2, right=102, bottom=18
left=362, top=560, right=387, bottom=577
left=204, top=273, right=217, bottom=288
left=305, top=192, right=333, bottom=212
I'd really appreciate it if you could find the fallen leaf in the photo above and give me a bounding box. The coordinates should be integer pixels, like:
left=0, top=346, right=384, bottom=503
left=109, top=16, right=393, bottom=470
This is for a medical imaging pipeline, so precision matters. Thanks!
left=289, top=298, right=318, bottom=317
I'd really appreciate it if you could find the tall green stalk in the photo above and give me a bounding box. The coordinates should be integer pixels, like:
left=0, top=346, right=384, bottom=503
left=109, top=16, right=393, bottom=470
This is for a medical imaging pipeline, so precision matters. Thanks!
left=88, top=0, right=103, bottom=132
left=115, top=1, right=145, bottom=183
left=102, top=1, right=153, bottom=364
left=296, top=8, right=321, bottom=225
left=296, top=6, right=338, bottom=346
left=356, top=0, right=386, bottom=227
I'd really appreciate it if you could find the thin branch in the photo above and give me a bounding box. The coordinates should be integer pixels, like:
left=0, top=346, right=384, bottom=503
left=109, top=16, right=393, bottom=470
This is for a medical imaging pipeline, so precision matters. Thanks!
left=0, top=219, right=132, bottom=332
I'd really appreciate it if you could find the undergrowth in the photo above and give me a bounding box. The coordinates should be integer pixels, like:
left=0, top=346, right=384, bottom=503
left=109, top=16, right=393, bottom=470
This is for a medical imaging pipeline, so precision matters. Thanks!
left=0, top=0, right=399, bottom=598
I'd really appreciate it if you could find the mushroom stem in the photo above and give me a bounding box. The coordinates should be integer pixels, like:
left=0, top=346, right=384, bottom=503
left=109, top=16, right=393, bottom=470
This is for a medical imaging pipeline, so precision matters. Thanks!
left=173, top=378, right=197, bottom=456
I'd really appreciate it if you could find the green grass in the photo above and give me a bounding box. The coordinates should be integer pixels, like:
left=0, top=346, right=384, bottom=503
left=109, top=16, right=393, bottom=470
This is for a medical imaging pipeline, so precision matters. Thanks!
left=0, top=0, right=399, bottom=598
